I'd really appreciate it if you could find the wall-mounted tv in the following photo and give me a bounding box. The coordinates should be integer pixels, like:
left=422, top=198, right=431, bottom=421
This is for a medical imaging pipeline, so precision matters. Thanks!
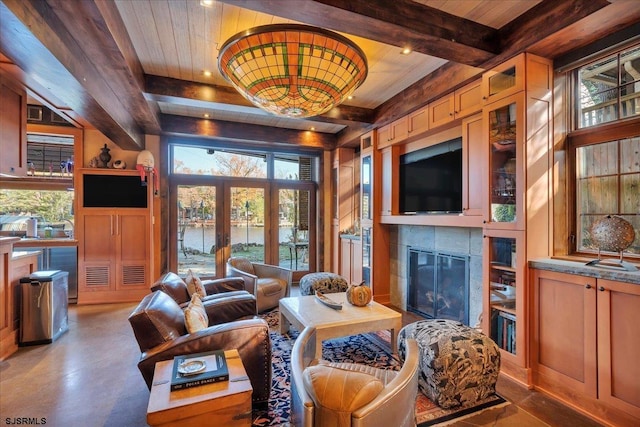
left=399, top=137, right=462, bottom=214
left=83, top=174, right=148, bottom=208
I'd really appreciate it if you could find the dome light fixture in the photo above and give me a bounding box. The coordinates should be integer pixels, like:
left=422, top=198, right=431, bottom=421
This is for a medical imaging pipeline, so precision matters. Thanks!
left=218, top=24, right=368, bottom=118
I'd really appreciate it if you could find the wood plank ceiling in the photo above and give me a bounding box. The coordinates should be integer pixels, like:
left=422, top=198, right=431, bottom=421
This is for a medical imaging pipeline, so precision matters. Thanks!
left=1, top=0, right=638, bottom=151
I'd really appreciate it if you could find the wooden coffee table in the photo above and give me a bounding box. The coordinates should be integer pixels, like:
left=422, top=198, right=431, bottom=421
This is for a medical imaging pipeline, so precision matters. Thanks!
left=147, top=349, right=252, bottom=427
left=279, top=292, right=402, bottom=359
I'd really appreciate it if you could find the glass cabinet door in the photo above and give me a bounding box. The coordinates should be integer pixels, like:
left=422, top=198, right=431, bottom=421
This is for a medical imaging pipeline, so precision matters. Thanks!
left=361, top=226, right=371, bottom=286
left=361, top=153, right=372, bottom=222
left=482, top=54, right=524, bottom=104
left=483, top=230, right=524, bottom=365
left=486, top=93, right=524, bottom=228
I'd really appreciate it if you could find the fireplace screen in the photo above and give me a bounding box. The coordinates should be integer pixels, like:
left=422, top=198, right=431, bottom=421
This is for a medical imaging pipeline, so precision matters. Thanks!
left=407, top=249, right=469, bottom=325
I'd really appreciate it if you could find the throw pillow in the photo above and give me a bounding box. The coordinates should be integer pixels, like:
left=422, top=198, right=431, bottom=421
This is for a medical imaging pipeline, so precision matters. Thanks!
left=184, top=293, right=208, bottom=334
left=185, top=269, right=206, bottom=298
left=303, top=364, right=383, bottom=413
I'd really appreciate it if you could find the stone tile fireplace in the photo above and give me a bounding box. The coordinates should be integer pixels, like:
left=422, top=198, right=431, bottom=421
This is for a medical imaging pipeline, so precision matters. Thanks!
left=407, top=248, right=469, bottom=324
left=388, top=225, right=483, bottom=327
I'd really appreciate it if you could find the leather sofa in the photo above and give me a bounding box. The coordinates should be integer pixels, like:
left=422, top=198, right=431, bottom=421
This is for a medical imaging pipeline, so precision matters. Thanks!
left=150, top=272, right=254, bottom=324
left=128, top=285, right=272, bottom=405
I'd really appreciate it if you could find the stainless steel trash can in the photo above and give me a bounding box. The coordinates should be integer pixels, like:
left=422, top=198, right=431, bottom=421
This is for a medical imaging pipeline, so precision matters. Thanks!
left=19, top=270, right=69, bottom=346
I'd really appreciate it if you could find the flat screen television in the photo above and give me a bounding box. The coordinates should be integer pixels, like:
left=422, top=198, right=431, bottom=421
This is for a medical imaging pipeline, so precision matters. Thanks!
left=399, top=137, right=462, bottom=214
left=83, top=174, right=148, bottom=208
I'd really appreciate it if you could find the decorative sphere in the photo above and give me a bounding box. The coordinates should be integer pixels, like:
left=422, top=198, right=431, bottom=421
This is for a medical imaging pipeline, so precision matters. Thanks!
left=590, top=215, right=635, bottom=252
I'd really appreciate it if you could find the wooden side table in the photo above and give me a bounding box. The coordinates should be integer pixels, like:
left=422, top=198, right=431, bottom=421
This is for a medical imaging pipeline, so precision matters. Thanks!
left=147, top=349, right=252, bottom=427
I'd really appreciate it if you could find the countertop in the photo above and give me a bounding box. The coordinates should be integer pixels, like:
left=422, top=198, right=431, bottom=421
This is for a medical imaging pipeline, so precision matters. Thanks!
left=0, top=237, right=20, bottom=246
left=339, top=234, right=361, bottom=240
left=12, top=250, right=41, bottom=260
left=529, top=258, right=640, bottom=285
left=13, top=238, right=78, bottom=248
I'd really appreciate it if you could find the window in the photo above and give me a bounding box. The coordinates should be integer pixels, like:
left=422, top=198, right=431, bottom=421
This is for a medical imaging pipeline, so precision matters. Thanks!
left=570, top=40, right=640, bottom=258
left=26, top=132, right=74, bottom=178
left=0, top=189, right=74, bottom=237
left=172, top=145, right=267, bottom=177
left=577, top=43, right=640, bottom=128
left=575, top=138, right=640, bottom=255
left=172, top=145, right=314, bottom=180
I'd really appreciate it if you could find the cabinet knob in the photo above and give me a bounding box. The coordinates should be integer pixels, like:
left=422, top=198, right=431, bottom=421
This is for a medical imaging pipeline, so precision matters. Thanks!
left=449, top=112, right=454, bottom=116
left=599, top=286, right=605, bottom=292
left=482, top=96, right=487, bottom=100
left=585, top=284, right=592, bottom=289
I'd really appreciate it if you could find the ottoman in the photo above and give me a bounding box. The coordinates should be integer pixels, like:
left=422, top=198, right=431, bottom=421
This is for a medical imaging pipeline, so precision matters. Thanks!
left=398, top=319, right=500, bottom=408
left=299, top=272, right=348, bottom=296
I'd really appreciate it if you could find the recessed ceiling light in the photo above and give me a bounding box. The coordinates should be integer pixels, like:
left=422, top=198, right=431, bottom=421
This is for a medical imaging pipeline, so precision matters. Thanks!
left=203, top=113, right=210, bottom=118
left=200, top=0, right=214, bottom=7
left=310, top=127, right=315, bottom=131
left=401, top=47, right=412, bottom=55
left=202, top=70, right=212, bottom=77
left=347, top=95, right=354, bottom=100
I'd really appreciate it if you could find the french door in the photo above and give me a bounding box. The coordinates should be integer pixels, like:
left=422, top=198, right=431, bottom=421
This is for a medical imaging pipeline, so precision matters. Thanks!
left=169, top=178, right=314, bottom=279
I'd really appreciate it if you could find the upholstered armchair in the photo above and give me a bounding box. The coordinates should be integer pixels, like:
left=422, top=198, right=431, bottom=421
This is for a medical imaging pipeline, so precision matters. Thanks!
left=128, top=289, right=272, bottom=405
left=226, top=257, right=292, bottom=313
left=290, top=326, right=420, bottom=427
left=150, top=272, right=254, bottom=324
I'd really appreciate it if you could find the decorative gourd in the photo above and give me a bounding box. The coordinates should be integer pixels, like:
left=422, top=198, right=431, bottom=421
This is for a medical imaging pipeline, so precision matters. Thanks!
left=346, top=282, right=372, bottom=307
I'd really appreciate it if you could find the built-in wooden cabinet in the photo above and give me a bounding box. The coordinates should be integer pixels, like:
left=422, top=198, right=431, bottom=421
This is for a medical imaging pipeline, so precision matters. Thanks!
left=78, top=209, right=152, bottom=303
left=481, top=54, right=525, bottom=105
left=331, top=148, right=358, bottom=273
left=379, top=146, right=398, bottom=217
left=482, top=230, right=526, bottom=379
left=429, top=80, right=482, bottom=129
left=340, top=236, right=362, bottom=285
left=0, top=74, right=27, bottom=177
left=360, top=132, right=391, bottom=303
left=530, top=269, right=640, bottom=426
left=462, top=113, right=484, bottom=216
left=481, top=53, right=553, bottom=383
left=484, top=92, right=525, bottom=230
left=407, top=106, right=429, bottom=137
left=76, top=169, right=153, bottom=303
left=1, top=239, right=38, bottom=361
left=377, top=117, right=409, bottom=149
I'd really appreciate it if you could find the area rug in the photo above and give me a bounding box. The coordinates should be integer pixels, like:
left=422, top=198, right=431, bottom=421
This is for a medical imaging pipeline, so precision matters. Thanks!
left=253, top=309, right=509, bottom=427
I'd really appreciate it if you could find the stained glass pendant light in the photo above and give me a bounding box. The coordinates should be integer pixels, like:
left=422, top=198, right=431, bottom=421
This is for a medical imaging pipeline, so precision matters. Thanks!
left=218, top=24, right=368, bottom=118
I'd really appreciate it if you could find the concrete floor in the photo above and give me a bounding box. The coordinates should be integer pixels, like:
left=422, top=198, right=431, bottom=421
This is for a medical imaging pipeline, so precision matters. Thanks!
left=0, top=294, right=603, bottom=426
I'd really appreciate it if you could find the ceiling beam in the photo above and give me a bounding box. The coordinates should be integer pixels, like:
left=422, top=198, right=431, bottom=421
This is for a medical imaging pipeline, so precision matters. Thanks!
left=373, top=0, right=612, bottom=126
left=161, top=114, right=336, bottom=151
left=496, top=0, right=613, bottom=68
left=144, top=75, right=375, bottom=126
left=0, top=0, right=159, bottom=150
left=217, top=0, right=499, bottom=66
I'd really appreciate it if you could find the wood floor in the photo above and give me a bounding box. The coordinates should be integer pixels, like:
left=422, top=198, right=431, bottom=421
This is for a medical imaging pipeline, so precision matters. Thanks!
left=0, top=293, right=604, bottom=426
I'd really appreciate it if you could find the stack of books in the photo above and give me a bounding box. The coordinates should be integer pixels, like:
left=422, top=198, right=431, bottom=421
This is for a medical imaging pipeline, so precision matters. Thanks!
left=170, top=350, right=229, bottom=391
